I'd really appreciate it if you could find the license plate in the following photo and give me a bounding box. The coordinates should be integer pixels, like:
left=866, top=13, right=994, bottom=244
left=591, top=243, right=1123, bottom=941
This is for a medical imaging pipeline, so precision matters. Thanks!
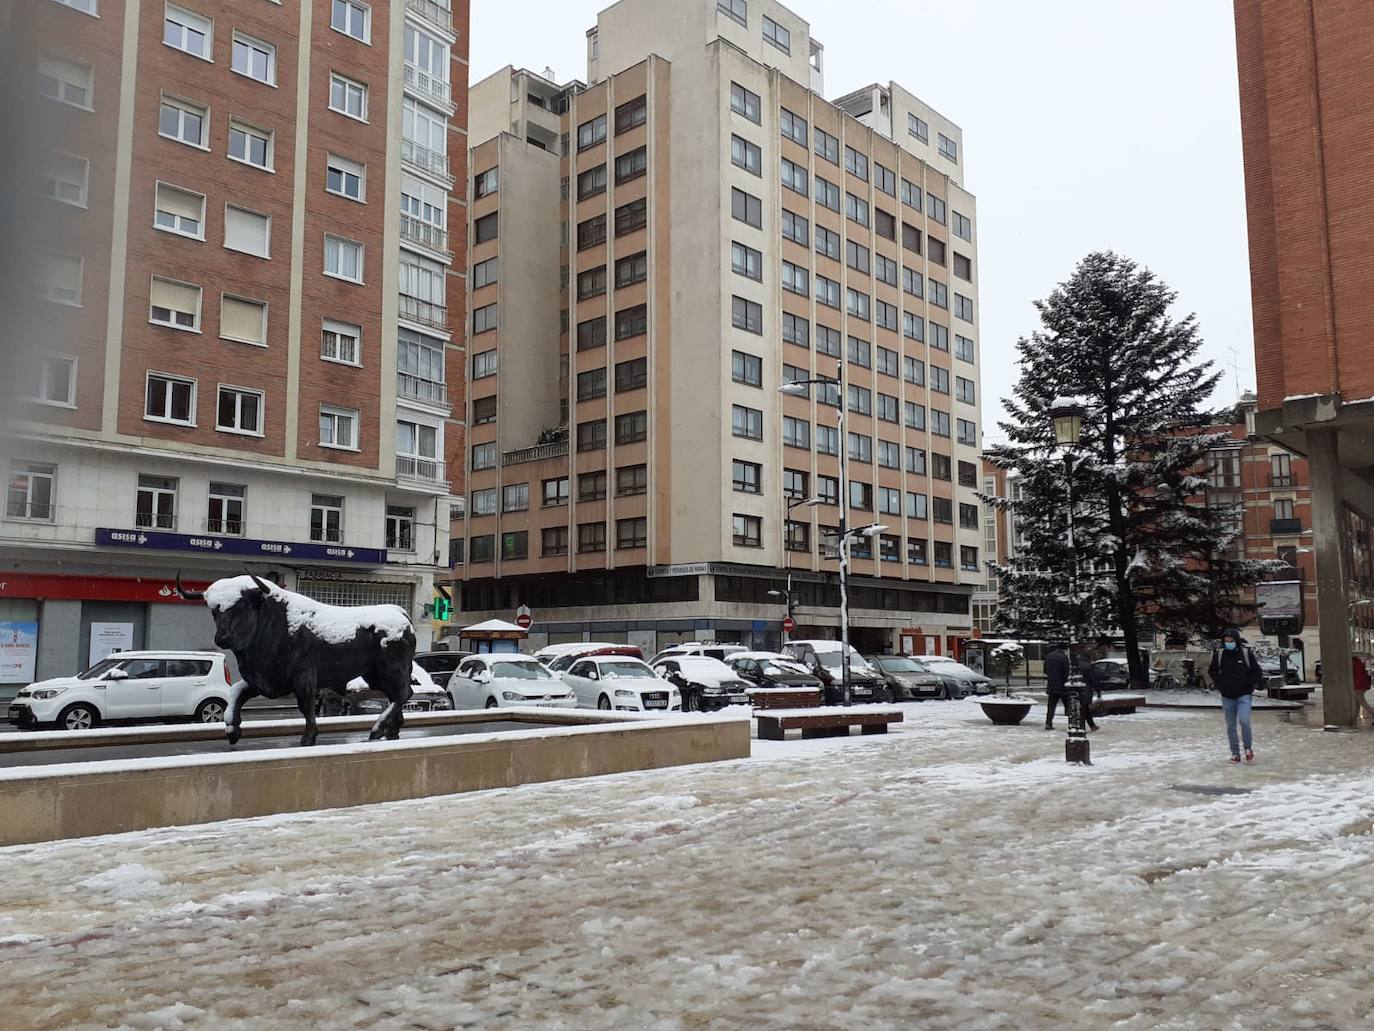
left=402, top=702, right=425, bottom=712
left=644, top=699, right=667, bottom=709
left=7, top=706, right=22, bottom=718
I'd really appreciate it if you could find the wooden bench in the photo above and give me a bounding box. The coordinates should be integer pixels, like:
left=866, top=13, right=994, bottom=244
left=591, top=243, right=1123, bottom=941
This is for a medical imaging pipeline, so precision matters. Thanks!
left=1090, top=693, right=1146, bottom=716
left=1266, top=684, right=1312, bottom=701
left=756, top=706, right=903, bottom=741
left=747, top=687, right=823, bottom=711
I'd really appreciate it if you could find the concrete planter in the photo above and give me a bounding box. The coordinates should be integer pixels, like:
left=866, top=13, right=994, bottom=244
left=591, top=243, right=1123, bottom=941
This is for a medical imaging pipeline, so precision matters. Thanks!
left=979, top=697, right=1035, bottom=726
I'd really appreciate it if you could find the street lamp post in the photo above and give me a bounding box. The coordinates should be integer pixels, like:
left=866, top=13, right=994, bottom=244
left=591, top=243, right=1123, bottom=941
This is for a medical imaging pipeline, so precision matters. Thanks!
left=772, top=496, right=823, bottom=645
left=1049, top=398, right=1092, bottom=766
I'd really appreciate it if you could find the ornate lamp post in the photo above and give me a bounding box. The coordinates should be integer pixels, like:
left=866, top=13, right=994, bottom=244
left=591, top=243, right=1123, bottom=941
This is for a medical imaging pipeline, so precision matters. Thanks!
left=1049, top=398, right=1092, bottom=765
left=770, top=495, right=823, bottom=645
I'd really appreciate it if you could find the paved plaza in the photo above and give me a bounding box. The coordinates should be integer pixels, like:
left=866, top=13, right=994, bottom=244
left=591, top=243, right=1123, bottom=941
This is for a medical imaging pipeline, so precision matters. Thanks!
left=2, top=701, right=1372, bottom=1030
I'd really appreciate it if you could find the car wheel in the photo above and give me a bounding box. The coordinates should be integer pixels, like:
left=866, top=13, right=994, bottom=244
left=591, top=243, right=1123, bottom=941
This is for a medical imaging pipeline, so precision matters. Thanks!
left=484, top=697, right=499, bottom=709
left=58, top=703, right=99, bottom=731
left=684, top=691, right=701, bottom=712
left=598, top=694, right=612, bottom=710
left=194, top=698, right=227, bottom=723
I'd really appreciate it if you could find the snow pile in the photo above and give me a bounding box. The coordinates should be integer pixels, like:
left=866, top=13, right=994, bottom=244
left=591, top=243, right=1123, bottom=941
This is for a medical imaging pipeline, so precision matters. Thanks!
left=76, top=862, right=168, bottom=900
left=204, top=575, right=412, bottom=645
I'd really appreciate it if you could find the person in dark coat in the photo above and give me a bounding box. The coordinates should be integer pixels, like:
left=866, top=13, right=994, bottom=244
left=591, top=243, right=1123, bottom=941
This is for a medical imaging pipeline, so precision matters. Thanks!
left=1208, top=625, right=1263, bottom=763
left=1044, top=642, right=1070, bottom=730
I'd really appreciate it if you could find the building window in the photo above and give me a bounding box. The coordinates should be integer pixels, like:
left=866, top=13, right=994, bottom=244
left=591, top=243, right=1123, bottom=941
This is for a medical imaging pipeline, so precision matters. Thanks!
left=578, top=214, right=608, bottom=250
left=908, top=113, right=929, bottom=142
left=149, top=277, right=201, bottom=330
left=41, top=150, right=89, bottom=207
left=576, top=266, right=606, bottom=300
left=933, top=543, right=953, bottom=569
left=846, top=193, right=870, bottom=227
left=732, top=514, right=763, bottom=548
left=615, top=304, right=648, bottom=340
left=5, top=462, right=56, bottom=521
left=875, top=163, right=897, bottom=197
left=928, top=194, right=947, bottom=224
left=578, top=523, right=607, bottom=554
left=41, top=253, right=83, bottom=307
left=816, top=177, right=841, bottom=212
left=207, top=482, right=245, bottom=536
left=472, top=487, right=498, bottom=516
left=469, top=536, right=494, bottom=563
left=931, top=322, right=950, bottom=351
left=907, top=491, right=928, bottom=519
left=543, top=477, right=570, bottom=508
left=732, top=404, right=763, bottom=440
left=615, top=357, right=648, bottom=393
left=228, top=121, right=273, bottom=170
left=879, top=486, right=901, bottom=514
left=933, top=498, right=953, bottom=525
left=577, top=114, right=607, bottom=150
left=136, top=475, right=178, bottom=530
left=616, top=518, right=648, bottom=550
left=902, top=222, right=922, bottom=255
left=939, top=133, right=959, bottom=162
left=24, top=354, right=77, bottom=408
left=615, top=198, right=648, bottom=236
left=905, top=402, right=926, bottom=430
left=616, top=147, right=648, bottom=184
left=324, top=235, right=363, bottom=282
left=164, top=4, right=212, bottom=59
left=472, top=396, right=496, bottom=425
left=814, top=128, right=839, bottom=165
left=783, top=313, right=810, bottom=349
left=847, top=336, right=871, bottom=369
left=152, top=183, right=206, bottom=242
left=909, top=538, right=928, bottom=565
left=901, top=178, right=922, bottom=210
left=329, top=73, right=368, bottom=121
left=762, top=14, right=790, bottom=52
left=471, top=443, right=497, bottom=471
left=877, top=394, right=899, bottom=424
left=615, top=251, right=648, bottom=289
left=731, top=350, right=763, bottom=387
left=319, top=405, right=359, bottom=450
left=846, top=240, right=870, bottom=275
left=781, top=261, right=809, bottom=296
left=932, top=453, right=952, bottom=481
left=955, top=294, right=974, bottom=322
left=577, top=368, right=607, bottom=402
left=615, top=411, right=648, bottom=444
left=953, top=212, right=973, bottom=241
left=815, top=225, right=841, bottom=260
left=326, top=154, right=365, bottom=200
left=474, top=212, right=498, bottom=243
left=37, top=53, right=92, bottom=109
left=816, top=425, right=839, bottom=456
left=782, top=416, right=810, bottom=450
left=225, top=206, right=271, bottom=258
left=958, top=461, right=978, bottom=487
left=331, top=0, right=371, bottom=42
left=844, top=146, right=869, bottom=181
left=904, top=357, right=925, bottom=387
left=577, top=419, right=607, bottom=452
left=616, top=464, right=648, bottom=497
left=577, top=318, right=607, bottom=352
left=578, top=471, right=608, bottom=502
left=955, top=376, right=976, bottom=404
left=780, top=108, right=808, bottom=146
left=785, top=520, right=810, bottom=552
left=502, top=483, right=529, bottom=513
left=932, top=410, right=951, bottom=437
left=782, top=209, right=810, bottom=247
left=322, top=319, right=361, bottom=365
left=731, top=187, right=762, bottom=228
left=1270, top=452, right=1293, bottom=487
left=383, top=505, right=415, bottom=551
left=473, top=167, right=499, bottom=198
left=732, top=459, right=762, bottom=494
left=955, top=335, right=976, bottom=363
left=780, top=157, right=808, bottom=196
left=473, top=256, right=498, bottom=290
left=849, top=482, right=873, bottom=511
left=815, top=275, right=841, bottom=309
left=542, top=527, right=569, bottom=557
left=615, top=94, right=647, bottom=134
left=309, top=493, right=343, bottom=543
left=1274, top=498, right=1295, bottom=521
left=816, top=476, right=839, bottom=506
left=847, top=433, right=873, bottom=465
left=577, top=164, right=607, bottom=200
left=816, top=325, right=841, bottom=358
left=232, top=32, right=275, bottom=85
left=847, top=384, right=872, bottom=415
left=731, top=296, right=763, bottom=334
left=159, top=95, right=208, bottom=147
left=731, top=135, right=762, bottom=177
left=731, top=242, right=763, bottom=282
left=729, top=81, right=761, bottom=123
left=216, top=385, right=263, bottom=435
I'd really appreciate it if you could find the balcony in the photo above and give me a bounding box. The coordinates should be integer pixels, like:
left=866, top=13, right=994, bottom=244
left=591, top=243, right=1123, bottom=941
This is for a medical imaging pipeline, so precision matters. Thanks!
left=1270, top=475, right=1294, bottom=488
left=503, top=440, right=569, bottom=467
left=399, top=214, right=451, bottom=261
left=400, top=138, right=453, bottom=187
left=398, top=292, right=448, bottom=331
left=396, top=455, right=446, bottom=484
left=1270, top=518, right=1302, bottom=535
left=404, top=63, right=455, bottom=116
left=405, top=0, right=453, bottom=33
left=397, top=371, right=449, bottom=407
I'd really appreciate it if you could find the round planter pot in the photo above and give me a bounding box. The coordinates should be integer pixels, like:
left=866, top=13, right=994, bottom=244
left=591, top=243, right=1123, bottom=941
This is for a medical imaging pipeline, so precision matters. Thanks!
left=979, top=698, right=1035, bottom=726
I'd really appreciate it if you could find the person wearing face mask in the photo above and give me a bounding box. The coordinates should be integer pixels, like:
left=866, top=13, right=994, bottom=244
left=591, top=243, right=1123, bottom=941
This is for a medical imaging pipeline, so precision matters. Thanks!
left=1208, top=626, right=1263, bottom=763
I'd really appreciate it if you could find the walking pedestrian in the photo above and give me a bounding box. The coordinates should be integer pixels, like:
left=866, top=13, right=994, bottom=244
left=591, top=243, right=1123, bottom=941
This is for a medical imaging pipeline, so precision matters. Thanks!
left=1044, top=642, right=1070, bottom=730
left=1207, top=626, right=1263, bottom=763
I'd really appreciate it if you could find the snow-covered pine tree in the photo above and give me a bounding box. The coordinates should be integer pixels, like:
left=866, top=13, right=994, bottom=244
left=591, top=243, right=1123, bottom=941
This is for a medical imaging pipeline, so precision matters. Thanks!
left=983, top=252, right=1283, bottom=685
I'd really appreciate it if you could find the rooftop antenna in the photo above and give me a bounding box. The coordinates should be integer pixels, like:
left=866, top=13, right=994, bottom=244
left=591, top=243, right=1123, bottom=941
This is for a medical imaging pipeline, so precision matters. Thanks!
left=1226, top=346, right=1242, bottom=400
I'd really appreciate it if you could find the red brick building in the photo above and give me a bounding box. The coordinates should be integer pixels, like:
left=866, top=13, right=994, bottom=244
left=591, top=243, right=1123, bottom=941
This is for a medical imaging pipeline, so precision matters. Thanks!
left=0, top=0, right=468, bottom=687
left=1235, top=0, right=1374, bottom=724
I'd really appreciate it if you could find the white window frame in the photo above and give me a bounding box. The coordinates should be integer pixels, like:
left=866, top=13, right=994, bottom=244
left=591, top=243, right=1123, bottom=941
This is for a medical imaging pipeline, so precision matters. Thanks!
left=215, top=384, right=265, bottom=436
left=228, top=119, right=274, bottom=171
left=219, top=293, right=268, bottom=347
left=323, top=234, right=364, bottom=283
left=320, top=405, right=360, bottom=451
left=148, top=276, right=202, bottom=331
left=328, top=72, right=368, bottom=122
left=231, top=31, right=276, bottom=86
left=207, top=482, right=246, bottom=536
left=163, top=4, right=213, bottom=62
left=53, top=0, right=99, bottom=16
left=40, top=150, right=90, bottom=208
left=36, top=52, right=94, bottom=110
left=136, top=475, right=180, bottom=530
left=321, top=319, right=362, bottom=366
left=27, top=354, right=78, bottom=408
left=153, top=181, right=206, bottom=240
left=42, top=253, right=84, bottom=306
left=144, top=371, right=197, bottom=426
left=5, top=462, right=57, bottom=522
left=224, top=204, right=272, bottom=258
left=158, top=94, right=209, bottom=149
left=330, top=0, right=371, bottom=43
left=325, top=153, right=366, bottom=202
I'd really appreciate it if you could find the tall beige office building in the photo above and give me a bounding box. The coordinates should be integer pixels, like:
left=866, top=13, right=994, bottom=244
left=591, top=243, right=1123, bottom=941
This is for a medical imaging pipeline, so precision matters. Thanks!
left=458, top=0, right=984, bottom=657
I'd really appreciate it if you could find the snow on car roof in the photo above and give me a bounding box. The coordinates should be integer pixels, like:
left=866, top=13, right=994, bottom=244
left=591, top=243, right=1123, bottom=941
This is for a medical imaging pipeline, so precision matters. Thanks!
left=729, top=651, right=788, bottom=660
left=94, top=650, right=222, bottom=659
left=656, top=655, right=737, bottom=674
left=534, top=641, right=633, bottom=657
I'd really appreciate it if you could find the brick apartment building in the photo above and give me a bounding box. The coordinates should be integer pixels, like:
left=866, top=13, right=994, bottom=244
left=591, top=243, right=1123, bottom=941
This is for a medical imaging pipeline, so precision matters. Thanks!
left=0, top=0, right=468, bottom=690
left=454, top=0, right=985, bottom=657
left=1234, top=0, right=1374, bottom=724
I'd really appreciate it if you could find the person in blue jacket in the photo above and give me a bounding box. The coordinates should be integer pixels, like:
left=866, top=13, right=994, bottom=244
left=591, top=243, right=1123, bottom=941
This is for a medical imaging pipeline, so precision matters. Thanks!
left=1208, top=626, right=1263, bottom=763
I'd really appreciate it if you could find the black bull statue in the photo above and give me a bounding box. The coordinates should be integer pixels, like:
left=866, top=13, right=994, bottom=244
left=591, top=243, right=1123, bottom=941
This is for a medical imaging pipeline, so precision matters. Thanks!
left=176, top=573, right=416, bottom=746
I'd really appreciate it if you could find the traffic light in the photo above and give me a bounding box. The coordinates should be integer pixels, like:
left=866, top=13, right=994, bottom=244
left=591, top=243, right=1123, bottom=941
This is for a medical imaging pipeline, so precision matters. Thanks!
left=432, top=595, right=452, bottom=622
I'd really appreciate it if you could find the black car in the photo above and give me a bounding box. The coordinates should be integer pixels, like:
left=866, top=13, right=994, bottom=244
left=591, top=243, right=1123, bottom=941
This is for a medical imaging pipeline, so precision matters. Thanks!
left=865, top=654, right=944, bottom=700
left=725, top=654, right=826, bottom=696
left=780, top=641, right=889, bottom=704
left=650, top=657, right=751, bottom=712
left=414, top=650, right=473, bottom=690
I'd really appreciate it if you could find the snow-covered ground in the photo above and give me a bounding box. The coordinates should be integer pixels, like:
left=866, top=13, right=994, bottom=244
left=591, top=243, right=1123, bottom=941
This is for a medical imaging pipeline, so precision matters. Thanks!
left=2, top=700, right=1372, bottom=1030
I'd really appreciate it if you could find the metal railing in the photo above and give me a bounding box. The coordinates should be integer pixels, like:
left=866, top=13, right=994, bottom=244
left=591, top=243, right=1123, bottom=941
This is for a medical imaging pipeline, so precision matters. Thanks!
left=405, top=0, right=453, bottom=32
left=404, top=63, right=455, bottom=113
left=502, top=440, right=569, bottom=467
left=397, top=371, right=448, bottom=406
left=400, top=138, right=453, bottom=185
left=399, top=214, right=451, bottom=260
left=398, top=292, right=448, bottom=330
left=396, top=455, right=446, bottom=483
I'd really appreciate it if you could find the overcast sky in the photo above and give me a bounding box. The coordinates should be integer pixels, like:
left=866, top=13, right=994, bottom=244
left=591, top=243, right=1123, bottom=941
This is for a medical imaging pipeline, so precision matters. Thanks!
left=469, top=0, right=1255, bottom=441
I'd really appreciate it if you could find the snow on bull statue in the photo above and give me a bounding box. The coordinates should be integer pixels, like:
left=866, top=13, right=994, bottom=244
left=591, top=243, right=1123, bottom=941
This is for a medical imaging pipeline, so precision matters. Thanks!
left=175, top=572, right=416, bottom=747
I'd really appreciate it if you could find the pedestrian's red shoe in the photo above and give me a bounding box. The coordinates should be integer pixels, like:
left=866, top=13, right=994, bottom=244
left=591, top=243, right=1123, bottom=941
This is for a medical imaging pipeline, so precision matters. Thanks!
left=1229, top=754, right=1241, bottom=764
left=1244, top=748, right=1254, bottom=763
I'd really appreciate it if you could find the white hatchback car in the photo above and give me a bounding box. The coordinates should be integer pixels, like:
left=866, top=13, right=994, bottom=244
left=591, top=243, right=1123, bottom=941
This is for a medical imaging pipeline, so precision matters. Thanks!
left=447, top=654, right=579, bottom=710
left=561, top=656, right=681, bottom=712
left=7, top=651, right=232, bottom=731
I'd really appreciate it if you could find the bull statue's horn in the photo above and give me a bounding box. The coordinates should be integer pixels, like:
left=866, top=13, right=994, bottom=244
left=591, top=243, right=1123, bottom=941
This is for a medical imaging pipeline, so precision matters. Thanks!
left=174, top=572, right=205, bottom=601
left=247, top=571, right=273, bottom=594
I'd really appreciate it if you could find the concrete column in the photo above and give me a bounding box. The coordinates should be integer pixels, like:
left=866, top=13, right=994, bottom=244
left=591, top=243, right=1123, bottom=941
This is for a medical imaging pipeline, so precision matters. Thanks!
left=1307, top=428, right=1357, bottom=728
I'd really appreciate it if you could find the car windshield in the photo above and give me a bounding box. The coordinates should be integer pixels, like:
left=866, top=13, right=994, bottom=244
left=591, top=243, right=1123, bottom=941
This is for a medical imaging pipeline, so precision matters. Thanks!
left=490, top=660, right=552, bottom=680
left=760, top=659, right=811, bottom=676
left=597, top=661, right=655, bottom=679
left=811, top=647, right=869, bottom=670
left=79, top=658, right=126, bottom=680
left=878, top=657, right=923, bottom=673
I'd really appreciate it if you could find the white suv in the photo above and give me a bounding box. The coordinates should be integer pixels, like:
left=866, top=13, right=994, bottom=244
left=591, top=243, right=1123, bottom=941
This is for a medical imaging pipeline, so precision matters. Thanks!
left=7, top=651, right=233, bottom=731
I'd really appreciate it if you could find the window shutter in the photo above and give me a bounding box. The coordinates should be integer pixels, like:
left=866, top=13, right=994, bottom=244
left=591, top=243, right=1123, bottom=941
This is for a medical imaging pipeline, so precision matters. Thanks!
left=224, top=207, right=269, bottom=256
left=150, top=277, right=200, bottom=315
left=220, top=296, right=265, bottom=344
left=156, top=183, right=203, bottom=220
